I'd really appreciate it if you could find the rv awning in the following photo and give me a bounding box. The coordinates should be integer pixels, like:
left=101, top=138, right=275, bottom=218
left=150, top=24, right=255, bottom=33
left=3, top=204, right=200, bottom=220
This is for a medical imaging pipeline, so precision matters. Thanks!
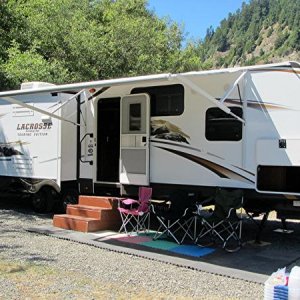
left=0, top=73, right=172, bottom=97
left=0, top=73, right=172, bottom=126
left=0, top=61, right=298, bottom=126
left=0, top=61, right=296, bottom=99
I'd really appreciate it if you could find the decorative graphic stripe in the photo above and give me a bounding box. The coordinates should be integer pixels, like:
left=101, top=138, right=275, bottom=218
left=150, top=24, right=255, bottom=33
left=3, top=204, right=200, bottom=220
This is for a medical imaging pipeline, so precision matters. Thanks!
left=0, top=141, right=30, bottom=146
left=151, top=139, right=201, bottom=152
left=221, top=98, right=290, bottom=111
left=231, top=165, right=255, bottom=176
left=247, top=102, right=290, bottom=110
left=153, top=140, right=255, bottom=176
left=156, top=146, right=255, bottom=183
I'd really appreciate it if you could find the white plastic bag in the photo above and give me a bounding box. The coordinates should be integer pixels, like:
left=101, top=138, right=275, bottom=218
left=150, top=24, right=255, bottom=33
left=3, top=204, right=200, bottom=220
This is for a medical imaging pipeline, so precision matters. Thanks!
left=266, top=268, right=287, bottom=285
left=264, top=268, right=288, bottom=300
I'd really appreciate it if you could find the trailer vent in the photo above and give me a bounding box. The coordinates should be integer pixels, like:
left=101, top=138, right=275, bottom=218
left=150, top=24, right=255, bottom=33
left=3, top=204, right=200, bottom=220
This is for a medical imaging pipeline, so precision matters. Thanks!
left=20, top=82, right=55, bottom=90
left=12, top=104, right=34, bottom=117
left=257, top=166, right=300, bottom=193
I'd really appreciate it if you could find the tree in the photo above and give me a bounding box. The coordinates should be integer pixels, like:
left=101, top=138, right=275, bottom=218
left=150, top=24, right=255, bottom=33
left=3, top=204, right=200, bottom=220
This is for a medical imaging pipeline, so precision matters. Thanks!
left=3, top=41, right=70, bottom=87
left=89, top=0, right=184, bottom=78
left=0, top=1, right=26, bottom=89
left=0, top=0, right=188, bottom=90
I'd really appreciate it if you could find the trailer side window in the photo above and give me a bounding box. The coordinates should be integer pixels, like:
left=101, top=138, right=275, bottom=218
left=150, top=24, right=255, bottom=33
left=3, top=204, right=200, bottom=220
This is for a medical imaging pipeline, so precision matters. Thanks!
left=131, top=84, right=184, bottom=116
left=205, top=107, right=243, bottom=141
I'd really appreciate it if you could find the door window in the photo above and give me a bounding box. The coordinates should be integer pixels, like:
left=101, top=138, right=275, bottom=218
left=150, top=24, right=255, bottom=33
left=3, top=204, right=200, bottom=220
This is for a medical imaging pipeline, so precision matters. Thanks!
left=129, top=103, right=141, bottom=131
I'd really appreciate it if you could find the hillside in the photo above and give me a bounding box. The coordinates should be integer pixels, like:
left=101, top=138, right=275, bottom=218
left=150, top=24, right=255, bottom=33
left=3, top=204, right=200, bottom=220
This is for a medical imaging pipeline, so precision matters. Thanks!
left=197, top=0, right=300, bottom=68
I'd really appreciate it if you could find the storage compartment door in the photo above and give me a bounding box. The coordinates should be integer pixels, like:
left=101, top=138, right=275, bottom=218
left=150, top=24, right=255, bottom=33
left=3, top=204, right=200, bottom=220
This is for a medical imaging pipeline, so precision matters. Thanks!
left=256, top=139, right=300, bottom=194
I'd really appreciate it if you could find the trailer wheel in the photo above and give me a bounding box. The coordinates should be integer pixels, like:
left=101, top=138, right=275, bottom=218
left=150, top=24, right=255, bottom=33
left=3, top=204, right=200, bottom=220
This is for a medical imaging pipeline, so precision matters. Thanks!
left=59, top=189, right=79, bottom=213
left=31, top=187, right=56, bottom=213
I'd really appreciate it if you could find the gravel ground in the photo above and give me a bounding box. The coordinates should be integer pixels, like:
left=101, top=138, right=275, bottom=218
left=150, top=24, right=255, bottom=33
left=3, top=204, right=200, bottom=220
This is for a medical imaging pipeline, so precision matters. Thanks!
left=0, top=197, right=264, bottom=299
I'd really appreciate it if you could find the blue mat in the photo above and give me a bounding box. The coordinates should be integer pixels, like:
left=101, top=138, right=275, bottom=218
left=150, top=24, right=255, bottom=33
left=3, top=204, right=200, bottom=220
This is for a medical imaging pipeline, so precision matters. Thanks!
left=130, top=238, right=216, bottom=257
left=171, top=245, right=215, bottom=257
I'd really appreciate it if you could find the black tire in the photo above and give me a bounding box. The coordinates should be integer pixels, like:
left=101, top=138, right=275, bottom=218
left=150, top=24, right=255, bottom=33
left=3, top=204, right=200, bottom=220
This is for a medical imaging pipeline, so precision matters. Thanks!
left=31, top=187, right=56, bottom=213
left=58, top=189, right=79, bottom=213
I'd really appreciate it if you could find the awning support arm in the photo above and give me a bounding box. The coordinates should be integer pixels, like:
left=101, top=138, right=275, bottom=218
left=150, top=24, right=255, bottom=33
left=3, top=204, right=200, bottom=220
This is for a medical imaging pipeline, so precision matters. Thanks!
left=3, top=96, right=83, bottom=127
left=175, top=74, right=245, bottom=123
left=220, top=71, right=247, bottom=104
left=51, top=89, right=85, bottom=113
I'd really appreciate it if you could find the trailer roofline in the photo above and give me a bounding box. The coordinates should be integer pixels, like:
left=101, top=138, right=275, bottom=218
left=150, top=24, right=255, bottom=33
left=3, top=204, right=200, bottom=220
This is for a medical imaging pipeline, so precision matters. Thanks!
left=0, top=73, right=172, bottom=97
left=0, top=61, right=298, bottom=98
left=176, top=61, right=299, bottom=77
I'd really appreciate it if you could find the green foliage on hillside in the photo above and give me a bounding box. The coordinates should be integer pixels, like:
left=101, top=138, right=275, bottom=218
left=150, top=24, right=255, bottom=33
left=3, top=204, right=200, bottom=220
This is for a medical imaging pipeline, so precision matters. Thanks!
left=0, top=0, right=299, bottom=91
left=197, top=0, right=300, bottom=67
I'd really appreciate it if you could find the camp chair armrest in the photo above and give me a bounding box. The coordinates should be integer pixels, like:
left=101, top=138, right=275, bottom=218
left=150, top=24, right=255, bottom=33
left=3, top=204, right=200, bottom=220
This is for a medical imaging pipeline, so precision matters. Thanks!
left=227, top=207, right=235, bottom=216
left=121, top=198, right=139, bottom=206
left=181, top=206, right=194, bottom=217
left=150, top=200, right=170, bottom=212
left=223, top=207, right=242, bottom=221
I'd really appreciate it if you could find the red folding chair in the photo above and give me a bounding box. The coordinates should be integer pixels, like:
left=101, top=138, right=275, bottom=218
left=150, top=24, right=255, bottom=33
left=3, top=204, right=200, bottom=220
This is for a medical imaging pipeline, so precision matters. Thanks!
left=117, top=187, right=152, bottom=235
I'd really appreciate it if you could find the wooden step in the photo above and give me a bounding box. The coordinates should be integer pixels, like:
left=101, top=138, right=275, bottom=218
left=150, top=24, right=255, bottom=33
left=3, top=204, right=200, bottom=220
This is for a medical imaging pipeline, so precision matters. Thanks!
left=78, top=196, right=118, bottom=209
left=53, top=215, right=103, bottom=232
left=53, top=195, right=122, bottom=232
left=66, top=205, right=110, bottom=219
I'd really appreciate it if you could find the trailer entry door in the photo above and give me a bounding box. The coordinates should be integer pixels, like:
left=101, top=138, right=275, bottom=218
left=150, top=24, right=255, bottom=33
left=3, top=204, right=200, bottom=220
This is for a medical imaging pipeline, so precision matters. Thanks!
left=120, top=94, right=150, bottom=186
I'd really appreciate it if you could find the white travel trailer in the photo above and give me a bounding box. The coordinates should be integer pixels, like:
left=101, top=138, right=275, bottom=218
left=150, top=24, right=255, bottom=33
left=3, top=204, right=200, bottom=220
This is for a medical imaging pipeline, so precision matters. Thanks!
left=0, top=61, right=299, bottom=216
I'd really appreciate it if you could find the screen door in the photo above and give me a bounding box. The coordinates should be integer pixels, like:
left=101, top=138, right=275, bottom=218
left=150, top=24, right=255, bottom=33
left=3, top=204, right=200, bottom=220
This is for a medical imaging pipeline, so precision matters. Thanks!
left=120, top=94, right=150, bottom=185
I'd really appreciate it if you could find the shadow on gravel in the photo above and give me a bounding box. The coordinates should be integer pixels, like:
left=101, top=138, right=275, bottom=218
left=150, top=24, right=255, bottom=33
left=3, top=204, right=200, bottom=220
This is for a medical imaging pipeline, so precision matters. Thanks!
left=0, top=195, right=57, bottom=265
left=26, top=255, right=57, bottom=263
left=10, top=188, right=298, bottom=284
left=97, top=218, right=300, bottom=276
left=0, top=244, right=23, bottom=250
left=0, top=194, right=32, bottom=211
left=0, top=194, right=53, bottom=220
left=28, top=217, right=300, bottom=283
left=196, top=218, right=300, bottom=275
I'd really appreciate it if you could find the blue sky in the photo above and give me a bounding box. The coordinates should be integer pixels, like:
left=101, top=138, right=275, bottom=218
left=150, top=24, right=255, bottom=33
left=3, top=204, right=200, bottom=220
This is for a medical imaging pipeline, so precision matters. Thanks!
left=147, top=0, right=249, bottom=41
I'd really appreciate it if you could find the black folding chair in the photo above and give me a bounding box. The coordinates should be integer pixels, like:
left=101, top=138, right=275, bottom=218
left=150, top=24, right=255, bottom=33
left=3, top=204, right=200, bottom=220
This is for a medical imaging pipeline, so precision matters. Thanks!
left=151, top=191, right=195, bottom=244
left=195, top=188, right=244, bottom=252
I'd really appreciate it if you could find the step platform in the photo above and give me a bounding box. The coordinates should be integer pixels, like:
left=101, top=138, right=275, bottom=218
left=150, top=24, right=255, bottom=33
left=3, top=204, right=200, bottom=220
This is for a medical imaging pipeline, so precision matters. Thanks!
left=53, top=196, right=122, bottom=232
